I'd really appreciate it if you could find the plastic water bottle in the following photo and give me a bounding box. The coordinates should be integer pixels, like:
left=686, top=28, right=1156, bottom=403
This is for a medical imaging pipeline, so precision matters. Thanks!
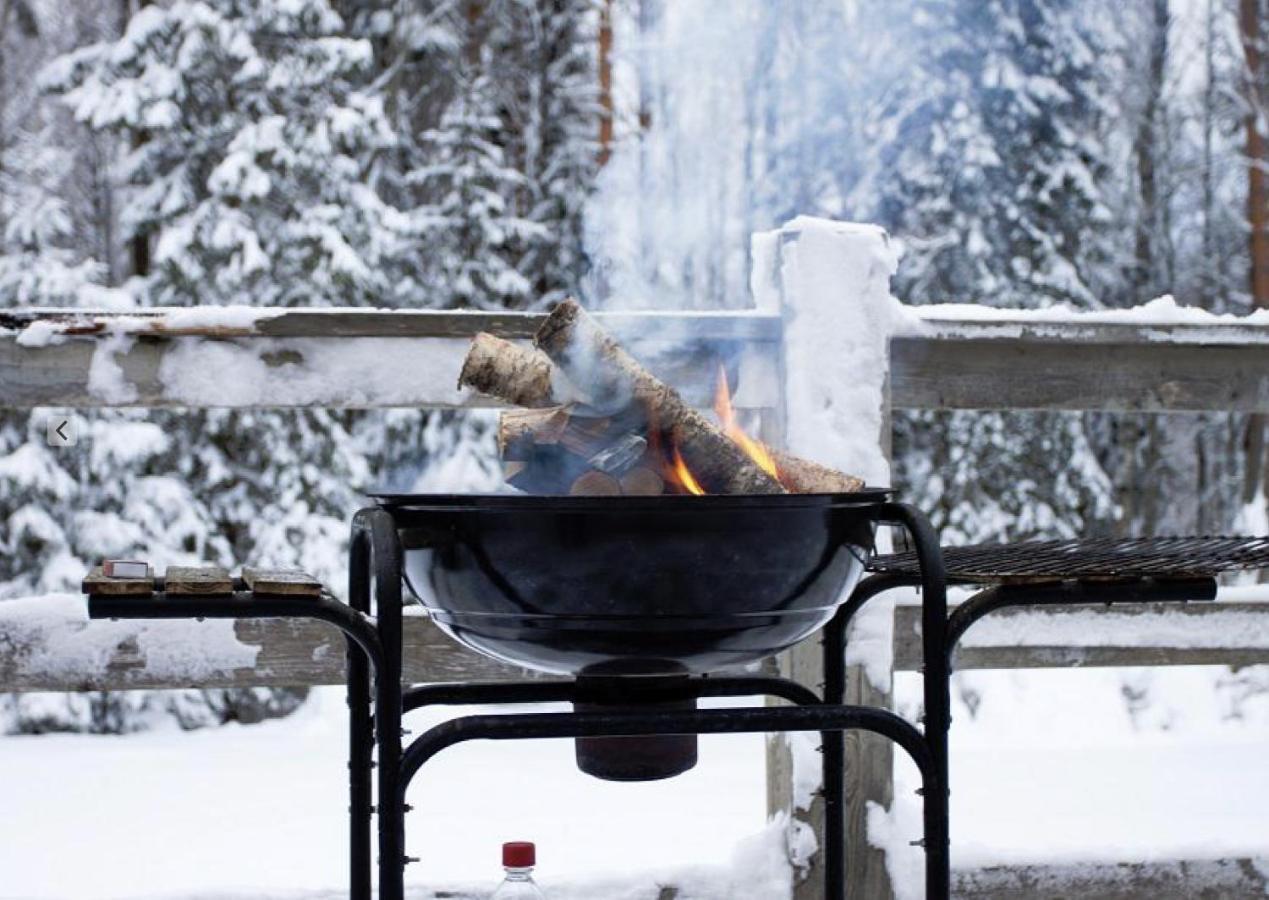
left=491, top=841, right=545, bottom=898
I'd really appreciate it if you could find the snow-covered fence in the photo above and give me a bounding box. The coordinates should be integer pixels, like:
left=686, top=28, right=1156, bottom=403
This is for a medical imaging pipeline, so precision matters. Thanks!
left=4, top=299, right=1268, bottom=413
left=3, top=217, right=1269, bottom=900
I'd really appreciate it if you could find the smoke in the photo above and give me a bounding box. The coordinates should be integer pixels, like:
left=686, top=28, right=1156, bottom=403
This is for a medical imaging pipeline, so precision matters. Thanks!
left=582, top=0, right=915, bottom=313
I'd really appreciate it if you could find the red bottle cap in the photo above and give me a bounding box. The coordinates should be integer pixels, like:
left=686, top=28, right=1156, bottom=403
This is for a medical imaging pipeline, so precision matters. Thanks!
left=502, top=841, right=535, bottom=868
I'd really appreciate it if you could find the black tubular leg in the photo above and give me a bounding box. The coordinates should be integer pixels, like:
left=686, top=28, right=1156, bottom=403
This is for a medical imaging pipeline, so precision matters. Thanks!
left=347, top=526, right=374, bottom=900
left=357, top=508, right=407, bottom=900
left=881, top=503, right=950, bottom=900
left=820, top=571, right=919, bottom=899
left=822, top=605, right=847, bottom=899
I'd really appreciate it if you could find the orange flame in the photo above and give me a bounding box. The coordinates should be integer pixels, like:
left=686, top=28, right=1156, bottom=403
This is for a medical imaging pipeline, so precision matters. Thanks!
left=670, top=445, right=706, bottom=495
left=714, top=364, right=779, bottom=479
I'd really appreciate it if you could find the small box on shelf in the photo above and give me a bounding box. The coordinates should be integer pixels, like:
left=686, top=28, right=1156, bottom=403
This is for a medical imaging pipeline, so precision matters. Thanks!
left=103, top=560, right=150, bottom=579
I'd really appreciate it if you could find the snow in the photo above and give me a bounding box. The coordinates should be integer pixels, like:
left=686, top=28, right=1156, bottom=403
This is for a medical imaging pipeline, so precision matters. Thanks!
left=87, top=419, right=171, bottom=469
left=87, top=332, right=139, bottom=403
left=910, top=294, right=1269, bottom=344
left=0, top=442, right=78, bottom=496
left=0, top=689, right=786, bottom=899
left=786, top=729, right=823, bottom=813
left=771, top=218, right=904, bottom=697
left=4, top=668, right=1269, bottom=899
left=14, top=319, right=68, bottom=347
left=918, top=294, right=1269, bottom=327
left=14, top=306, right=284, bottom=346
left=875, top=665, right=1269, bottom=900
left=157, top=337, right=472, bottom=407
left=955, top=607, right=1269, bottom=650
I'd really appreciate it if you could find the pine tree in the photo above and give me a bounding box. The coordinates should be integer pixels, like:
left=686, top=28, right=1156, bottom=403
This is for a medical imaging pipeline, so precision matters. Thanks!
left=498, top=0, right=601, bottom=306
left=3, top=0, right=609, bottom=732
left=0, top=0, right=400, bottom=733
left=43, top=0, right=404, bottom=308
left=876, top=0, right=1121, bottom=541
left=877, top=0, right=1118, bottom=310
left=414, top=66, right=544, bottom=310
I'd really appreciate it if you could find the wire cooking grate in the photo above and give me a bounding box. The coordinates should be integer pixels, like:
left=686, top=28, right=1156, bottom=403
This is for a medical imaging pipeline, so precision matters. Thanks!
left=869, top=535, right=1269, bottom=583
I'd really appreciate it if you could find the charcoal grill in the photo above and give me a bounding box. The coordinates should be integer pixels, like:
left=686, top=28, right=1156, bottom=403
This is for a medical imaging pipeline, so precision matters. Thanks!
left=385, top=492, right=893, bottom=783
left=354, top=494, right=954, bottom=900
left=84, top=495, right=1268, bottom=900
left=385, top=491, right=889, bottom=675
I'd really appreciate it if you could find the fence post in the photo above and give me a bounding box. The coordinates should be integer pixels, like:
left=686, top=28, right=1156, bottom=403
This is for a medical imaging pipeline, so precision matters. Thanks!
left=754, top=216, right=901, bottom=900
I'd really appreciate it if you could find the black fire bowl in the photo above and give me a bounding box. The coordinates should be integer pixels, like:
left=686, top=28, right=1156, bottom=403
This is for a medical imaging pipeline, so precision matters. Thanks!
left=374, top=490, right=890, bottom=779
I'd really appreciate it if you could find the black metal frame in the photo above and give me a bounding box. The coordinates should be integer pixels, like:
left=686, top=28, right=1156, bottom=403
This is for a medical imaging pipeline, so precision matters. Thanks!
left=89, top=501, right=954, bottom=899
left=83, top=503, right=1230, bottom=899
left=351, top=501, right=952, bottom=900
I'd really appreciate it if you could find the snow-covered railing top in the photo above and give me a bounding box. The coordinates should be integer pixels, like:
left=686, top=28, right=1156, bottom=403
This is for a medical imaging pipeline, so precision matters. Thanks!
left=4, top=295, right=1268, bottom=414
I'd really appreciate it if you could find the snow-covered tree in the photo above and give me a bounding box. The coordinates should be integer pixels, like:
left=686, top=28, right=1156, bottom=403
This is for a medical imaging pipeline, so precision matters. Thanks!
left=2, top=0, right=398, bottom=733
left=876, top=0, right=1118, bottom=310
left=44, top=0, right=405, bottom=308
left=497, top=0, right=601, bottom=306
left=413, top=67, right=543, bottom=310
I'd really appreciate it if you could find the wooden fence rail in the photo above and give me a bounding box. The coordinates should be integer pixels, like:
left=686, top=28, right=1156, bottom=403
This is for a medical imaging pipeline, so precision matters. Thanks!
left=4, top=307, right=1268, bottom=412
left=5, top=598, right=1267, bottom=693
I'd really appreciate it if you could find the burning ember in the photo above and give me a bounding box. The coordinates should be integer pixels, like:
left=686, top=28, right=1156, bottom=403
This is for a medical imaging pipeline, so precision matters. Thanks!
left=457, top=299, right=864, bottom=496
left=712, top=363, right=779, bottom=482
left=669, top=445, right=706, bottom=496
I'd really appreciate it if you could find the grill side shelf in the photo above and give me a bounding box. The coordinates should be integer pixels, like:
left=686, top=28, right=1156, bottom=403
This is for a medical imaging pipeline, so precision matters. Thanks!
left=871, top=536, right=1269, bottom=583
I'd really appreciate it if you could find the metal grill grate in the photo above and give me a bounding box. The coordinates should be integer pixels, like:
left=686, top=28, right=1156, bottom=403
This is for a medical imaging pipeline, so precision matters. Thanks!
left=869, top=536, right=1269, bottom=583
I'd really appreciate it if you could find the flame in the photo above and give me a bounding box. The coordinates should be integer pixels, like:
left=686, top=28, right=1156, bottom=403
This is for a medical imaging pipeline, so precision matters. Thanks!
left=670, top=445, right=706, bottom=495
left=713, top=364, right=779, bottom=479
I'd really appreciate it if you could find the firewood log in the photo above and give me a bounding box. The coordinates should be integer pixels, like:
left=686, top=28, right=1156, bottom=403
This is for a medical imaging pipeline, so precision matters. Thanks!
left=535, top=300, right=786, bottom=496
left=559, top=415, right=613, bottom=455
left=569, top=470, right=623, bottom=495
left=619, top=466, right=666, bottom=496
left=770, top=451, right=865, bottom=494
left=499, top=407, right=571, bottom=458
left=498, top=407, right=617, bottom=459
left=458, top=333, right=562, bottom=408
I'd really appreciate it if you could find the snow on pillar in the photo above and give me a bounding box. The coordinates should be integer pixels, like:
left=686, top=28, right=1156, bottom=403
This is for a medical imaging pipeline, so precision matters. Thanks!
left=755, top=216, right=904, bottom=900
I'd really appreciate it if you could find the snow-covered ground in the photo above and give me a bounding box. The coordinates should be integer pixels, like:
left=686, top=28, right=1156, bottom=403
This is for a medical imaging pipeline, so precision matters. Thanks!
left=3, top=666, right=1268, bottom=899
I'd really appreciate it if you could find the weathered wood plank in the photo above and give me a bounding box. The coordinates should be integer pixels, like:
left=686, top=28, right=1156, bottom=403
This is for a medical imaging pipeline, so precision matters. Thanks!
left=81, top=566, right=153, bottom=597
left=8, top=595, right=1269, bottom=685
left=0, top=602, right=538, bottom=691
left=7, top=309, right=1269, bottom=415
left=891, top=335, right=1269, bottom=413
left=953, top=857, right=1269, bottom=899
left=0, top=334, right=779, bottom=410
left=916, top=314, right=1269, bottom=346
left=892, top=602, right=1269, bottom=671
left=0, top=307, right=783, bottom=341
left=240, top=567, right=322, bottom=597
left=162, top=566, right=233, bottom=595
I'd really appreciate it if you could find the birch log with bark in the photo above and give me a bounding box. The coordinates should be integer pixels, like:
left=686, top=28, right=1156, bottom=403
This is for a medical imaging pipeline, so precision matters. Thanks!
left=535, top=300, right=785, bottom=495
left=458, top=333, right=561, bottom=408
left=771, top=451, right=865, bottom=493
